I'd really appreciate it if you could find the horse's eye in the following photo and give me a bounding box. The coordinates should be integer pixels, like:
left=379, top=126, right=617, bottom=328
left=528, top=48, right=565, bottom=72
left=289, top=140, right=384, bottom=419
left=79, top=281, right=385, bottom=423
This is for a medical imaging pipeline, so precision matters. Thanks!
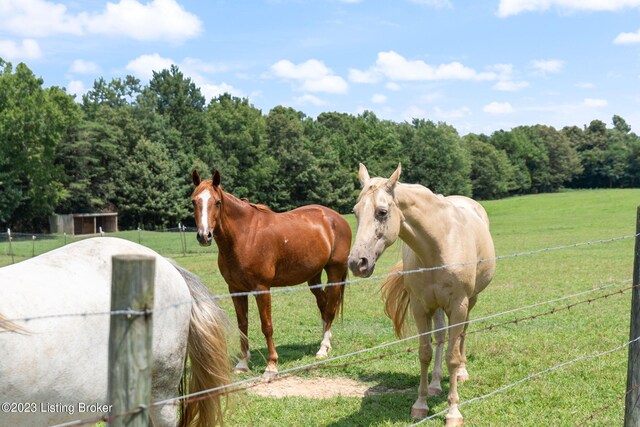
left=191, top=200, right=196, bottom=206
left=215, top=200, right=221, bottom=208
left=376, top=208, right=388, bottom=218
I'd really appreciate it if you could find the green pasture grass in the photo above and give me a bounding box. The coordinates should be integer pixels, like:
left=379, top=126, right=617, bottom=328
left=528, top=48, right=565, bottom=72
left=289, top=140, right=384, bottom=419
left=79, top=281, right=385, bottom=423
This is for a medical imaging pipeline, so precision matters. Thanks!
left=176, top=188, right=640, bottom=426
left=0, top=229, right=216, bottom=267
left=2, top=188, right=639, bottom=426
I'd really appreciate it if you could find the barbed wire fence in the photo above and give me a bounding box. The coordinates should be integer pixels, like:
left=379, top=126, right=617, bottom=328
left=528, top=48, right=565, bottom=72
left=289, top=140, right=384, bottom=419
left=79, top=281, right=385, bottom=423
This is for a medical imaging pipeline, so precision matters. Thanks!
left=0, top=225, right=216, bottom=266
left=3, top=230, right=639, bottom=426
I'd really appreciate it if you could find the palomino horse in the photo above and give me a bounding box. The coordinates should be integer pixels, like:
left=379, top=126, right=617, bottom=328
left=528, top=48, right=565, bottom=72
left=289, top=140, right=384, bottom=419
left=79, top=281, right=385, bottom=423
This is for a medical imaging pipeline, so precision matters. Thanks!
left=191, top=170, right=352, bottom=377
left=0, top=237, right=231, bottom=427
left=348, top=164, right=495, bottom=426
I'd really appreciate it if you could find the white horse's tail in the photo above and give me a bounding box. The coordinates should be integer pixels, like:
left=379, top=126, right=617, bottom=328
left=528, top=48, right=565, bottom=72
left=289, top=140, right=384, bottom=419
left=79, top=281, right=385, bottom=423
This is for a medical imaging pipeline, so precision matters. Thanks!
left=380, top=261, right=410, bottom=338
left=0, top=313, right=27, bottom=333
left=173, top=265, right=232, bottom=427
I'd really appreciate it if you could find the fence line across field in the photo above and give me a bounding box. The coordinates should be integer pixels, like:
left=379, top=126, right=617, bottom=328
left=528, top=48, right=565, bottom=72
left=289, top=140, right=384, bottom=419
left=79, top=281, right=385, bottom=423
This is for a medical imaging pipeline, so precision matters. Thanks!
left=52, top=279, right=634, bottom=427
left=2, top=232, right=635, bottom=326
left=4, top=230, right=637, bottom=426
left=408, top=334, right=640, bottom=426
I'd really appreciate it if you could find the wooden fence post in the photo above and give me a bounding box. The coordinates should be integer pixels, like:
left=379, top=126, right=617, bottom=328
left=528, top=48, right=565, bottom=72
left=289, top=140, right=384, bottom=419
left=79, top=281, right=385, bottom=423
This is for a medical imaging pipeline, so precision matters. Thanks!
left=108, top=255, right=155, bottom=427
left=625, top=206, right=640, bottom=426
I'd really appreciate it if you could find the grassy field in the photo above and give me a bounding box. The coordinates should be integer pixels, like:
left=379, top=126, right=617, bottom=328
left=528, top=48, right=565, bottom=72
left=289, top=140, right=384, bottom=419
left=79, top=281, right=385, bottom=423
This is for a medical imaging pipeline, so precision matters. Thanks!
left=2, top=188, right=639, bottom=426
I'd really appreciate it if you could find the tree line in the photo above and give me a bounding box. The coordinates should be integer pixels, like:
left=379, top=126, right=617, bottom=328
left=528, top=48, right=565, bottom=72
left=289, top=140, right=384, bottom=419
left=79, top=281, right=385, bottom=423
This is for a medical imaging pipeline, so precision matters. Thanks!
left=1, top=59, right=639, bottom=231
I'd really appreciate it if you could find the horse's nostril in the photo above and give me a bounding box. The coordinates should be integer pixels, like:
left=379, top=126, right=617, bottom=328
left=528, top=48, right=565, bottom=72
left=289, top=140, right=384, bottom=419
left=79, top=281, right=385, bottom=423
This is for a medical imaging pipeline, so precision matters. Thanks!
left=358, top=258, right=368, bottom=270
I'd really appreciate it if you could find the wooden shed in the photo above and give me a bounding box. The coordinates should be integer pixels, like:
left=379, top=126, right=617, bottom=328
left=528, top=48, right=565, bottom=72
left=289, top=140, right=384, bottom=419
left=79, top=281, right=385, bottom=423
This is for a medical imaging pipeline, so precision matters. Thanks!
left=49, top=213, right=118, bottom=235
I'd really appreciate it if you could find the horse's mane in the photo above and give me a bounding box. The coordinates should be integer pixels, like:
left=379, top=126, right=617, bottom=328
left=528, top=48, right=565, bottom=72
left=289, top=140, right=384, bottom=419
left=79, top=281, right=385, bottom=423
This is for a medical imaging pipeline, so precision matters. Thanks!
left=224, top=189, right=272, bottom=212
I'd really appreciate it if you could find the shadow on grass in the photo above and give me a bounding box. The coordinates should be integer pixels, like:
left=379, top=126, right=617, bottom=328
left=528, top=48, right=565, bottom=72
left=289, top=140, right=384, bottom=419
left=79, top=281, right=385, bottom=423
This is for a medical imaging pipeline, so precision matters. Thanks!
left=244, top=342, right=451, bottom=426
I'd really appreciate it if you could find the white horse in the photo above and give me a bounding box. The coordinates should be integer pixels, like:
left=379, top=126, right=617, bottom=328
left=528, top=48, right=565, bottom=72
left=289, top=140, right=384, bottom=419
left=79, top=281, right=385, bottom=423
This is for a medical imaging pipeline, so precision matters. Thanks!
left=348, top=164, right=495, bottom=426
left=0, top=237, right=231, bottom=427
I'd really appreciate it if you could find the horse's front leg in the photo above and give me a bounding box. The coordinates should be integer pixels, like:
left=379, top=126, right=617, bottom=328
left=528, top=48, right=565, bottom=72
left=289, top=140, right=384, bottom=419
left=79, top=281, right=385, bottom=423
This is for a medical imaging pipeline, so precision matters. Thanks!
left=255, top=286, right=278, bottom=379
left=231, top=293, right=251, bottom=373
left=410, top=300, right=434, bottom=419
left=428, top=308, right=446, bottom=396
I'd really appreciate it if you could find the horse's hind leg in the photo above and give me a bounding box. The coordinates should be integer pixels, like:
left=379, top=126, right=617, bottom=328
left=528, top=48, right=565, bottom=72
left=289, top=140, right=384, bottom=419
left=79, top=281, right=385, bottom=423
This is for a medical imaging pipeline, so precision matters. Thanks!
left=457, top=295, right=477, bottom=383
left=308, top=272, right=333, bottom=359
left=428, top=308, right=445, bottom=396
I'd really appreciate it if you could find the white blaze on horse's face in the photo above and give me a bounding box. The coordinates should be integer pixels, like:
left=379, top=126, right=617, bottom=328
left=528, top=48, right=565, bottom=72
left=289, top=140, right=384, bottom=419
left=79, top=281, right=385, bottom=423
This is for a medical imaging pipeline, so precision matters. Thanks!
left=191, top=170, right=222, bottom=247
left=348, top=163, right=402, bottom=277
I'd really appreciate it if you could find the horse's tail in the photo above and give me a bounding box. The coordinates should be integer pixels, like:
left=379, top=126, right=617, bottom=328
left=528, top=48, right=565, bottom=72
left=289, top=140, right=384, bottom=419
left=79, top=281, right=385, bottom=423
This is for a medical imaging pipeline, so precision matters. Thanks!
left=174, top=265, right=232, bottom=427
left=0, top=313, right=28, bottom=333
left=380, top=261, right=410, bottom=338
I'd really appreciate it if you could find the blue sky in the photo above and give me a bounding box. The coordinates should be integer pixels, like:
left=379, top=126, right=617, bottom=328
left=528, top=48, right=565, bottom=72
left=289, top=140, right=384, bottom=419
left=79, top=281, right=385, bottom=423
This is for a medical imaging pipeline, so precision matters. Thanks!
left=1, top=0, right=640, bottom=135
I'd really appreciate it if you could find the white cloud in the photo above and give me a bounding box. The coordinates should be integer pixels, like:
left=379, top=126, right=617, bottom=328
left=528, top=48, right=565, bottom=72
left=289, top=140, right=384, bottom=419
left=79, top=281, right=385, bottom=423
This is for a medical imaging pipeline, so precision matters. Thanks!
left=494, top=80, right=529, bottom=91
left=386, top=82, right=401, bottom=91
left=70, top=59, right=99, bottom=74
left=531, top=59, right=564, bottom=74
left=584, top=98, right=608, bottom=107
left=271, top=59, right=348, bottom=94
left=0, top=38, right=41, bottom=60
left=371, top=93, right=387, bottom=104
left=348, top=68, right=379, bottom=83
left=409, top=0, right=453, bottom=8
left=0, top=0, right=201, bottom=42
left=614, top=29, right=640, bottom=44
left=198, top=82, right=238, bottom=100
left=67, top=80, right=86, bottom=97
left=483, top=101, right=515, bottom=114
left=82, top=0, right=202, bottom=42
left=497, top=0, right=640, bottom=17
left=351, top=51, right=496, bottom=83
left=0, top=0, right=83, bottom=37
left=489, top=63, right=529, bottom=91
left=293, top=94, right=327, bottom=106
left=125, top=53, right=175, bottom=80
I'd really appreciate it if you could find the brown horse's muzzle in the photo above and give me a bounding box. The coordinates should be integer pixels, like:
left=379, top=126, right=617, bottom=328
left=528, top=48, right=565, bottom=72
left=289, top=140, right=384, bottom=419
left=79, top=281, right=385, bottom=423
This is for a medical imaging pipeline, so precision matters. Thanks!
left=196, top=230, right=213, bottom=246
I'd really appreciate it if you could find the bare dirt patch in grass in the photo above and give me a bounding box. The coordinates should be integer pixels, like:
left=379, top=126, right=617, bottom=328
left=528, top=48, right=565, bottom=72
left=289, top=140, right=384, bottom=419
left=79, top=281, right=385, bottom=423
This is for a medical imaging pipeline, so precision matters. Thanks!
left=249, top=376, right=411, bottom=399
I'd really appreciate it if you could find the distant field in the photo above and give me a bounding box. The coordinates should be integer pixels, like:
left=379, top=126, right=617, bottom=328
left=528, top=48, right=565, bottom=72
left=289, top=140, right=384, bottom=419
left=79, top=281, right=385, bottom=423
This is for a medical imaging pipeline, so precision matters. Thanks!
left=2, top=188, right=639, bottom=426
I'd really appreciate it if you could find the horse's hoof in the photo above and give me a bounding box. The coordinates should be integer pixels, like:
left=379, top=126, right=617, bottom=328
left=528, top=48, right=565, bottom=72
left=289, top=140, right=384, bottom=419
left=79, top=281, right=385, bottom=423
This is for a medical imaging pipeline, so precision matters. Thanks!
left=457, top=367, right=470, bottom=383
left=234, top=367, right=250, bottom=374
left=410, top=407, right=428, bottom=419
left=457, top=373, right=470, bottom=383
left=445, top=416, right=464, bottom=427
left=315, top=348, right=331, bottom=359
left=261, top=370, right=277, bottom=382
left=427, top=386, right=442, bottom=396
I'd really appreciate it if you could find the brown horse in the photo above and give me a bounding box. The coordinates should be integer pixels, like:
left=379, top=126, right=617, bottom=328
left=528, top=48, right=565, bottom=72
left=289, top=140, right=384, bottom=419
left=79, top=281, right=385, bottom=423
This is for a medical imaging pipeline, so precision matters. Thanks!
left=191, top=170, right=352, bottom=378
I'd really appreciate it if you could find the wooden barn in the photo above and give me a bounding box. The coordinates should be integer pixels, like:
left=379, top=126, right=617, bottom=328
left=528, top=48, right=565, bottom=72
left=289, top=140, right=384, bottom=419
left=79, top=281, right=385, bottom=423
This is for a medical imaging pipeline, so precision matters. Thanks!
left=49, top=213, right=118, bottom=235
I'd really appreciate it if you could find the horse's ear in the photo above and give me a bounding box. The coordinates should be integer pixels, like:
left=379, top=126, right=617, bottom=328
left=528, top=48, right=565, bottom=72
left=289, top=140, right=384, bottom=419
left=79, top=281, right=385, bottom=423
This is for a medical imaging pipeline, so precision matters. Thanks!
left=192, top=170, right=201, bottom=186
left=358, top=163, right=370, bottom=186
left=212, top=170, right=221, bottom=187
left=387, top=163, right=401, bottom=191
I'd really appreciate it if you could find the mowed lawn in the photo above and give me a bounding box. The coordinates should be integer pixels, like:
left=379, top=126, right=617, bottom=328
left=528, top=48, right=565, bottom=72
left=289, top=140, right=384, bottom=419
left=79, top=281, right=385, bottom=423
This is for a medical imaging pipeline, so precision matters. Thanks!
left=2, top=188, right=639, bottom=426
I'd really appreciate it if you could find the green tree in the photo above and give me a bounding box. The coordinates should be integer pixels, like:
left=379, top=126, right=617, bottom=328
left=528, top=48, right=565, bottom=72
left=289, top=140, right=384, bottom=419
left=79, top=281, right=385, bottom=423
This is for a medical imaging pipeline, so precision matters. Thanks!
left=204, top=94, right=277, bottom=202
left=112, top=138, right=187, bottom=228
left=401, top=119, right=471, bottom=196
left=0, top=60, right=79, bottom=228
left=463, top=134, right=516, bottom=199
